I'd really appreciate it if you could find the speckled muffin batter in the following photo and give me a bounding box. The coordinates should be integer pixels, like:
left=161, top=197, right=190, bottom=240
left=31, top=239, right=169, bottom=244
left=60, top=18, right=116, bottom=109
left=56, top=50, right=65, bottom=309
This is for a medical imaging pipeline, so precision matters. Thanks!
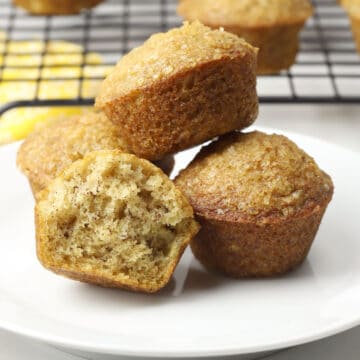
left=35, top=150, right=199, bottom=293
left=178, top=0, right=313, bottom=74
left=175, top=131, right=334, bottom=277
left=13, top=0, right=104, bottom=14
left=339, top=0, right=360, bottom=52
left=96, top=21, right=258, bottom=160
left=17, top=112, right=174, bottom=198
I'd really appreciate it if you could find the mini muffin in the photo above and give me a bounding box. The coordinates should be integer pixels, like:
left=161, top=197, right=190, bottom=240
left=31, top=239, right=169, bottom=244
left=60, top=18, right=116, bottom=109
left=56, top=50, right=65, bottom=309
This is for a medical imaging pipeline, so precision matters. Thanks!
left=178, top=0, right=313, bottom=74
left=35, top=150, right=199, bottom=293
left=13, top=0, right=104, bottom=15
left=175, top=131, right=334, bottom=277
left=339, top=0, right=360, bottom=52
left=95, top=21, right=258, bottom=160
left=17, top=112, right=175, bottom=198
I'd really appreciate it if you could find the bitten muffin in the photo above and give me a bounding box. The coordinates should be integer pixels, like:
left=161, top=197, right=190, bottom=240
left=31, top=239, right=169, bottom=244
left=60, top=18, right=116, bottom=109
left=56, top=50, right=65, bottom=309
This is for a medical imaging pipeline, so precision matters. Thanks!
left=175, top=131, right=334, bottom=277
left=95, top=21, right=258, bottom=160
left=339, top=0, right=360, bottom=52
left=13, top=0, right=104, bottom=15
left=17, top=112, right=175, bottom=198
left=178, top=0, right=313, bottom=74
left=35, top=150, right=199, bottom=293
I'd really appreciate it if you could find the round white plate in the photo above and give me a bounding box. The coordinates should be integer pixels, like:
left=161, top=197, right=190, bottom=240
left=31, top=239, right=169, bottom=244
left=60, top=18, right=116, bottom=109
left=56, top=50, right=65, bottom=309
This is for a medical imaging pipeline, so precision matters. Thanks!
left=0, top=127, right=359, bottom=358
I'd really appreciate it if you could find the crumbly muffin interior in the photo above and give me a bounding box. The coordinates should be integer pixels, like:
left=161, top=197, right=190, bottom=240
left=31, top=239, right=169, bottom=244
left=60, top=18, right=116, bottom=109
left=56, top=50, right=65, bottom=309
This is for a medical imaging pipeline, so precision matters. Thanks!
left=39, top=153, right=194, bottom=287
left=175, top=131, right=333, bottom=219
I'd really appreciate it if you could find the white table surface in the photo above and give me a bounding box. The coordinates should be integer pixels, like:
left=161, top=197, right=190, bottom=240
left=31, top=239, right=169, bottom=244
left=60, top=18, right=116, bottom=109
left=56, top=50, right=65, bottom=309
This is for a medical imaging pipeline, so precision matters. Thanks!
left=1, top=103, right=360, bottom=359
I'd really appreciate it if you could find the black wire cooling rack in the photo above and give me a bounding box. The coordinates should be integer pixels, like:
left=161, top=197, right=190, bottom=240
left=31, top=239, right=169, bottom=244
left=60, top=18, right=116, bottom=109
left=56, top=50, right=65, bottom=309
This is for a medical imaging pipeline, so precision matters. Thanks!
left=0, top=0, right=359, bottom=116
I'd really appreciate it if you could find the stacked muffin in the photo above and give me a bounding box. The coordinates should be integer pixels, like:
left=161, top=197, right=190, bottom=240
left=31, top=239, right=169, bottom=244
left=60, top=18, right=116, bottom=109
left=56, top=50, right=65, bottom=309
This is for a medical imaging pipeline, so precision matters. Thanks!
left=18, top=21, right=333, bottom=293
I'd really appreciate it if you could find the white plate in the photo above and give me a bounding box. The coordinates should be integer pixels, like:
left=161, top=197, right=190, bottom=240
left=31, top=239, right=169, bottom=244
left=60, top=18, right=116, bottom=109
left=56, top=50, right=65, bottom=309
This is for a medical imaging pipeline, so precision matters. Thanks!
left=0, top=127, right=359, bottom=358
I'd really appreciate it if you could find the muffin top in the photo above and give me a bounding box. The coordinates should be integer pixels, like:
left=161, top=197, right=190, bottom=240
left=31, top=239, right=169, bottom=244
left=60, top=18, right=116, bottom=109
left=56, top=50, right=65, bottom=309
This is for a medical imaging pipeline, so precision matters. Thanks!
left=178, top=0, right=313, bottom=28
left=17, top=112, right=129, bottom=192
left=175, top=131, right=333, bottom=221
left=95, top=21, right=256, bottom=107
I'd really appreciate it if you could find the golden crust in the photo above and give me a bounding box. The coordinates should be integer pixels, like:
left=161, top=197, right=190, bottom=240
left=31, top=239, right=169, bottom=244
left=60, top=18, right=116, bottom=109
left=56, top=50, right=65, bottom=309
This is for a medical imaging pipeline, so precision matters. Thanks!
left=175, top=131, right=333, bottom=219
left=13, top=0, right=104, bottom=14
left=96, top=21, right=258, bottom=160
left=175, top=131, right=334, bottom=277
left=17, top=112, right=174, bottom=197
left=178, top=1, right=313, bottom=74
left=178, top=0, right=313, bottom=28
left=96, top=21, right=256, bottom=103
left=36, top=150, right=199, bottom=293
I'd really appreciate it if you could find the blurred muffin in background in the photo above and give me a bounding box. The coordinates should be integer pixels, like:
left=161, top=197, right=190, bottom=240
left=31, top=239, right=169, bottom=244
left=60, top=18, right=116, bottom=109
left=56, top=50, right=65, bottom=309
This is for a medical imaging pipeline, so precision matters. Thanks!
left=13, top=0, right=104, bottom=15
left=339, top=0, right=360, bottom=53
left=178, top=0, right=313, bottom=74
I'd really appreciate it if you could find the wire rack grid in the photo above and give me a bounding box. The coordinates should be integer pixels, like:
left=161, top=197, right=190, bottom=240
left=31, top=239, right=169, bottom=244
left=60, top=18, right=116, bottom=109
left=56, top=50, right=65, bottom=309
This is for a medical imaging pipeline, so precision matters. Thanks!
left=0, top=0, right=359, bottom=116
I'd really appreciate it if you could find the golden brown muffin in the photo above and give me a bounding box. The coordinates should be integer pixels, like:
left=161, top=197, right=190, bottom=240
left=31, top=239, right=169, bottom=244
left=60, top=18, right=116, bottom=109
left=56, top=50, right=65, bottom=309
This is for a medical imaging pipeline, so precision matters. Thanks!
left=95, top=21, right=258, bottom=160
left=178, top=0, right=313, bottom=74
left=339, top=0, right=360, bottom=52
left=35, top=150, right=199, bottom=293
left=13, top=0, right=104, bottom=15
left=17, top=112, right=175, bottom=198
left=175, top=131, right=334, bottom=277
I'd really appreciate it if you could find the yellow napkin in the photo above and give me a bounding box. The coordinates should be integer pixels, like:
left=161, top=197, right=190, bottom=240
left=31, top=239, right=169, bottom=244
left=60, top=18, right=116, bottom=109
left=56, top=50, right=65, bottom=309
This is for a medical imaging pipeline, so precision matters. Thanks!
left=0, top=37, right=112, bottom=145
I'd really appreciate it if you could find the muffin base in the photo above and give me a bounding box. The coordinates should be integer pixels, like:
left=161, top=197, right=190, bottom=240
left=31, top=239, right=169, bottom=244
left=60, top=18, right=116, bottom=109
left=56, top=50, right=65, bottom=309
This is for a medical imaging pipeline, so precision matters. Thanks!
left=13, top=0, right=103, bottom=15
left=101, top=56, right=258, bottom=160
left=224, top=23, right=304, bottom=75
left=191, top=204, right=328, bottom=278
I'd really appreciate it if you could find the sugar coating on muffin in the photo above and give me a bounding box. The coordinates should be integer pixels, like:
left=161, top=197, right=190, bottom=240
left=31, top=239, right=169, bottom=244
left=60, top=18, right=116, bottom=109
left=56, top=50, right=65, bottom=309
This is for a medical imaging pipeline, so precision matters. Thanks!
left=17, top=112, right=174, bottom=196
left=96, top=21, right=258, bottom=160
left=36, top=150, right=199, bottom=293
left=96, top=21, right=256, bottom=105
left=175, top=131, right=334, bottom=277
left=178, top=0, right=313, bottom=28
left=176, top=131, right=333, bottom=220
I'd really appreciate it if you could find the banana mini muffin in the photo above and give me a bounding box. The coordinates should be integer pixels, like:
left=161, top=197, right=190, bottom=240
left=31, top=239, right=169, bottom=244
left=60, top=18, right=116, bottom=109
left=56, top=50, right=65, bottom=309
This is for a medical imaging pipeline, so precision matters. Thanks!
left=339, top=0, right=360, bottom=52
left=36, top=150, right=199, bottom=293
left=175, top=131, right=334, bottom=277
left=17, top=112, right=174, bottom=198
left=178, top=0, right=313, bottom=74
left=96, top=21, right=258, bottom=160
left=13, top=0, right=104, bottom=14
